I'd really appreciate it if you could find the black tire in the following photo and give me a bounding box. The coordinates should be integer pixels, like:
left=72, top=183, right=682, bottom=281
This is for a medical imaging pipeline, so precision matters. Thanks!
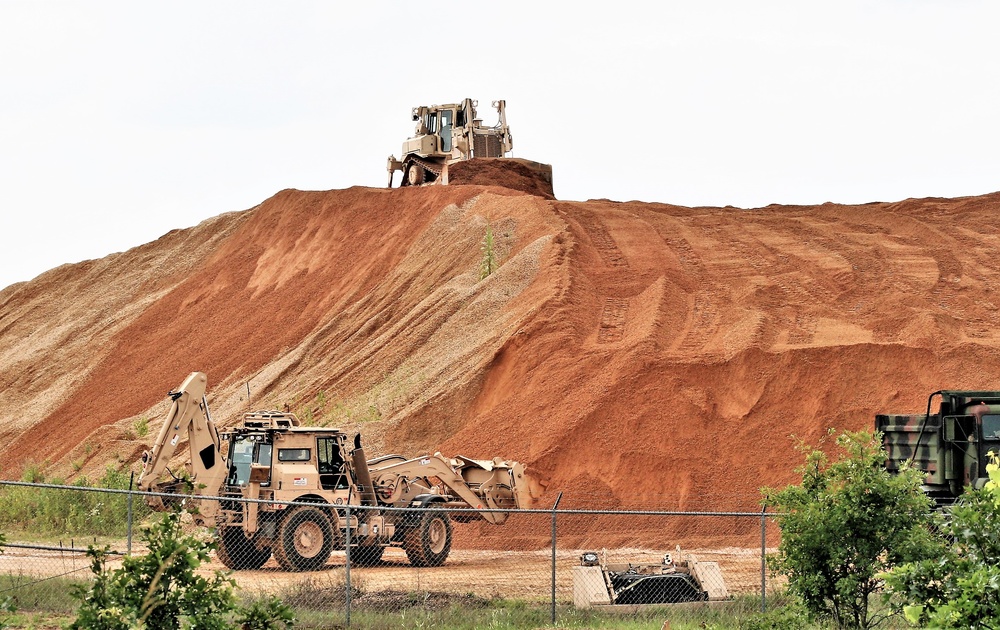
left=406, top=162, right=425, bottom=186
left=273, top=506, right=336, bottom=571
left=351, top=544, right=386, bottom=567
left=403, top=510, right=452, bottom=567
left=215, top=526, right=272, bottom=570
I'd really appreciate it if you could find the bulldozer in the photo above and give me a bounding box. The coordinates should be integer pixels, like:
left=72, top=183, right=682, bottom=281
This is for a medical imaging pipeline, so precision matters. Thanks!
left=137, top=372, right=535, bottom=571
left=386, top=98, right=553, bottom=190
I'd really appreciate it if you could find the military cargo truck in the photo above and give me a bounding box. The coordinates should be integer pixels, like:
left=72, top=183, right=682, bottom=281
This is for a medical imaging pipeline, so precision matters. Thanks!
left=877, top=390, right=1000, bottom=506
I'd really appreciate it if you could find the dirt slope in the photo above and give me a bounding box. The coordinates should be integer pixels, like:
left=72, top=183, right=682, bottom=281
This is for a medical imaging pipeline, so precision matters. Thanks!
left=3, top=175, right=1000, bottom=516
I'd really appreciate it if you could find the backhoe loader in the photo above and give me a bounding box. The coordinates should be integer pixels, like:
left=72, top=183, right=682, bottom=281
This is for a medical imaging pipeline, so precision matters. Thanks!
left=137, top=372, right=534, bottom=571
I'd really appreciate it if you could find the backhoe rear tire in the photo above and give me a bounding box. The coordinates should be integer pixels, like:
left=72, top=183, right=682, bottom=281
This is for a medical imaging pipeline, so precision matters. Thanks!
left=403, top=510, right=452, bottom=567
left=273, top=506, right=336, bottom=572
left=216, top=526, right=272, bottom=570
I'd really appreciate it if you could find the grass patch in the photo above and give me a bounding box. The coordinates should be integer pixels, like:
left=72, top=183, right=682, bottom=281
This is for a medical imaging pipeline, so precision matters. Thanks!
left=0, top=573, right=87, bottom=614
left=0, top=579, right=912, bottom=630
left=0, top=466, right=150, bottom=537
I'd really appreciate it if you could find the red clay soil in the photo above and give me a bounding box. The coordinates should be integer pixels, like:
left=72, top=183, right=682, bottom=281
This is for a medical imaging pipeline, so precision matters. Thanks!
left=3, top=162, right=1000, bottom=546
left=447, top=158, right=555, bottom=199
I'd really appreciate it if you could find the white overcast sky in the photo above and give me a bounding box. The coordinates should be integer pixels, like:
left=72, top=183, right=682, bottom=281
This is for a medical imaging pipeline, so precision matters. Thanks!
left=2, top=1, right=998, bottom=290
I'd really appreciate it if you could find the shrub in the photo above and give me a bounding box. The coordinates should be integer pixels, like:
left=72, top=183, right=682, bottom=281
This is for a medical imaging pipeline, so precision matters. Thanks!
left=762, top=430, right=941, bottom=629
left=72, top=512, right=293, bottom=630
left=479, top=220, right=497, bottom=280
left=235, top=595, right=295, bottom=630
left=884, top=452, right=1000, bottom=627
left=72, top=512, right=234, bottom=629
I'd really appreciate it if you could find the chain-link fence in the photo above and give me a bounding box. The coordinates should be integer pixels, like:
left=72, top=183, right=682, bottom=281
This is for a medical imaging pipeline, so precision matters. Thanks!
left=0, top=480, right=781, bottom=627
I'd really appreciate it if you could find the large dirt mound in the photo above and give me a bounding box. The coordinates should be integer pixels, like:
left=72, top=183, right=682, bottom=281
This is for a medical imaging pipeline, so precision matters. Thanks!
left=3, top=183, right=1000, bottom=524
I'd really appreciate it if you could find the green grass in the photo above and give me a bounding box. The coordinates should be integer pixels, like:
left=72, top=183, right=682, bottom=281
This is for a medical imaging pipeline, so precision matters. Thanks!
left=0, top=466, right=150, bottom=538
left=0, top=573, right=88, bottom=614
left=0, top=586, right=915, bottom=630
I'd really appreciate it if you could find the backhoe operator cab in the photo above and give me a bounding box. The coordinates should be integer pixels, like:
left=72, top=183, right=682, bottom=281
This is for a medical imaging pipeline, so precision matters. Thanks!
left=137, top=372, right=534, bottom=572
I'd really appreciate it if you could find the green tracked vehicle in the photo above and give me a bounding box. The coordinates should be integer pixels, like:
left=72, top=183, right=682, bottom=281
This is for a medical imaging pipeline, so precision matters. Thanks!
left=877, top=390, right=1000, bottom=506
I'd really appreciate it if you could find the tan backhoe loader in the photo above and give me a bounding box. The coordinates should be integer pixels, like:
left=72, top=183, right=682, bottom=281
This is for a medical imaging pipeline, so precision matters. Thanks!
left=138, top=372, right=535, bottom=571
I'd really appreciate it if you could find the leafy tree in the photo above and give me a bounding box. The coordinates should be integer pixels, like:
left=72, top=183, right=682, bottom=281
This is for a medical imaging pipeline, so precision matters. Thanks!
left=884, top=451, right=1000, bottom=627
left=762, top=430, right=942, bottom=629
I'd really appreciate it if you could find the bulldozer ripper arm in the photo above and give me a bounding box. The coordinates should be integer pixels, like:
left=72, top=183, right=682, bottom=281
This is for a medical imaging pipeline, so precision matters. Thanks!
left=136, top=371, right=226, bottom=522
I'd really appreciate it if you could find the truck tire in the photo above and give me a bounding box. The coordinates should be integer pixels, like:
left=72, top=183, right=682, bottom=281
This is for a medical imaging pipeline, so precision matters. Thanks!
left=351, top=544, right=386, bottom=566
left=403, top=510, right=452, bottom=567
left=273, top=506, right=336, bottom=571
left=215, top=526, right=272, bottom=570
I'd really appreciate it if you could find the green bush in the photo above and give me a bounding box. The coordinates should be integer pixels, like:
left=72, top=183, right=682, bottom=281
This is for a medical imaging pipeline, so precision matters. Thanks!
left=763, top=430, right=941, bottom=629
left=235, top=596, right=295, bottom=630
left=884, top=452, right=1000, bottom=627
left=738, top=601, right=810, bottom=630
left=72, top=512, right=293, bottom=630
left=479, top=220, right=497, bottom=280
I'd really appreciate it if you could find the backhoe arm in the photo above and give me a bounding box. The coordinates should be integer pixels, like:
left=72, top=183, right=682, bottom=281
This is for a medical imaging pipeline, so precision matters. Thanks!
left=137, top=371, right=226, bottom=521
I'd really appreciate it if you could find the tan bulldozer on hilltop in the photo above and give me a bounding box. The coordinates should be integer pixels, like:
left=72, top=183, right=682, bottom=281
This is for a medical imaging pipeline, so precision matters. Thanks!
left=387, top=98, right=553, bottom=191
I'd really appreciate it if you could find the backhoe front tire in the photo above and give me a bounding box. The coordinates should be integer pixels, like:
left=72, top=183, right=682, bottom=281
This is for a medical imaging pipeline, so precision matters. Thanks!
left=273, top=506, right=336, bottom=571
left=216, top=526, right=272, bottom=570
left=403, top=510, right=452, bottom=567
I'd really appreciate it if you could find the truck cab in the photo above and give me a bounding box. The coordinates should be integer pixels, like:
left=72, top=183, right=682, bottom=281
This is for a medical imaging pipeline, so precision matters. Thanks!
left=877, top=390, right=1000, bottom=505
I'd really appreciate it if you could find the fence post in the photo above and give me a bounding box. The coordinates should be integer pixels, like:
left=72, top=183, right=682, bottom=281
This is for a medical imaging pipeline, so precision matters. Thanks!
left=127, top=471, right=135, bottom=556
left=550, top=491, right=563, bottom=625
left=760, top=504, right=767, bottom=613
left=345, top=504, right=352, bottom=628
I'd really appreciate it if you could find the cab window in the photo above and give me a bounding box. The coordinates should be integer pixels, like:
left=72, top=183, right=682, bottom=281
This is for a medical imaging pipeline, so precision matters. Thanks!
left=982, top=414, right=1000, bottom=439
left=278, top=448, right=311, bottom=462
left=440, top=109, right=453, bottom=152
left=227, top=435, right=272, bottom=486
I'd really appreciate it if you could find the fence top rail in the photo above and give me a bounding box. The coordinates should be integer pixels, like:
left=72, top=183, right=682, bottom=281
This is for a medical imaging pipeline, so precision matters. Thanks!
left=0, top=541, right=124, bottom=556
left=0, top=478, right=770, bottom=518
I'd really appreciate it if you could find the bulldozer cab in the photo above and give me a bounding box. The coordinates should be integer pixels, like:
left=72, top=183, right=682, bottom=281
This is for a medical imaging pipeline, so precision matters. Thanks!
left=412, top=104, right=465, bottom=158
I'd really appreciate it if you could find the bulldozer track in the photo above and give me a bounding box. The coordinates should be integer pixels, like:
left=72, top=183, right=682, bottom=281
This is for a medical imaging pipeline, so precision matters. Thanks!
left=409, top=156, right=444, bottom=178
left=597, top=297, right=630, bottom=344
left=585, top=221, right=629, bottom=269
